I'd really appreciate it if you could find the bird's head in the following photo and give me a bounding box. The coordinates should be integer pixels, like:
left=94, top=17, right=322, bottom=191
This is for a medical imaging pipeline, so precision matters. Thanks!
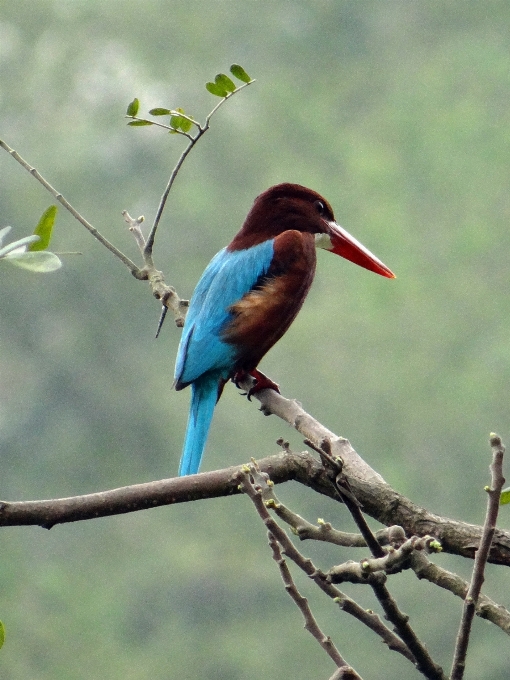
left=229, top=183, right=395, bottom=279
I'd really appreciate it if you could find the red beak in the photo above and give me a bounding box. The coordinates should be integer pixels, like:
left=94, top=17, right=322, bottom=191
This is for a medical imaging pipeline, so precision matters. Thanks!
left=318, top=221, right=396, bottom=279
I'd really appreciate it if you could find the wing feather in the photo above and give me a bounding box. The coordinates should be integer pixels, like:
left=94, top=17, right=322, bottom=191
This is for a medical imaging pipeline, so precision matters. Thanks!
left=174, top=240, right=274, bottom=387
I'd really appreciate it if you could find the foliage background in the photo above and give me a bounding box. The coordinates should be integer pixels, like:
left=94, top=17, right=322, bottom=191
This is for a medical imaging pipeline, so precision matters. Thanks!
left=1, top=1, right=510, bottom=678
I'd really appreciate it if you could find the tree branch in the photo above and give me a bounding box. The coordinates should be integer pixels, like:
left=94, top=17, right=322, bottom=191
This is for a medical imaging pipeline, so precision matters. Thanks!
left=1, top=438, right=510, bottom=565
left=327, top=536, right=440, bottom=584
left=1, top=408, right=510, bottom=643
left=410, top=551, right=510, bottom=634
left=268, top=531, right=361, bottom=676
left=309, top=440, right=447, bottom=680
left=238, top=466, right=415, bottom=664
left=0, top=139, right=141, bottom=276
left=261, top=471, right=510, bottom=638
left=235, top=378, right=510, bottom=566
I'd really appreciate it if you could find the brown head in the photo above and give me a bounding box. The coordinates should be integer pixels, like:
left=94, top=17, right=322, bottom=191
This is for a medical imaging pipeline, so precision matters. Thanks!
left=228, top=183, right=395, bottom=278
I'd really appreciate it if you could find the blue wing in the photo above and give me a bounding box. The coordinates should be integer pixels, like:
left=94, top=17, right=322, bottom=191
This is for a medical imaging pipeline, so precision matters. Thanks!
left=174, top=239, right=275, bottom=387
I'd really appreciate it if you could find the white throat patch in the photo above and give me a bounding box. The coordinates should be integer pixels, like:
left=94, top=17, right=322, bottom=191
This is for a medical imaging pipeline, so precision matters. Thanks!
left=314, top=231, right=333, bottom=251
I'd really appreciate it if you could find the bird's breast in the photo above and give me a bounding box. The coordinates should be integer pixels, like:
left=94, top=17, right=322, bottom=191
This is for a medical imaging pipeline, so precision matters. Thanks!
left=223, top=230, right=317, bottom=370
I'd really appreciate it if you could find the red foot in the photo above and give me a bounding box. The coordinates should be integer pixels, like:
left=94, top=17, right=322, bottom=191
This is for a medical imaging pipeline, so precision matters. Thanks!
left=233, top=369, right=280, bottom=400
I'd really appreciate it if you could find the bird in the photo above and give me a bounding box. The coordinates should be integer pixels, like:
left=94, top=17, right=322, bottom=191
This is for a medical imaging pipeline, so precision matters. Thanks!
left=174, top=183, right=395, bottom=476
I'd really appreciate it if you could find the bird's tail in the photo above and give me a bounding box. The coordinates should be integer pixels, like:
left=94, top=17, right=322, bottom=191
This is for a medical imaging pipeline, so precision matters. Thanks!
left=178, top=373, right=221, bottom=476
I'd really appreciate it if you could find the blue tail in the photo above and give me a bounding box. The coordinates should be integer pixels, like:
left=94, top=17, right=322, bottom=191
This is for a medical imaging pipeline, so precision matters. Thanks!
left=178, top=374, right=220, bottom=476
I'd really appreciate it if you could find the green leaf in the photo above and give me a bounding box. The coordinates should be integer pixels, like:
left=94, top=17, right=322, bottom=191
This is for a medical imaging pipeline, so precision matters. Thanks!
left=500, top=488, right=510, bottom=505
left=179, top=117, right=192, bottom=133
left=206, top=81, right=228, bottom=98
left=215, top=73, right=236, bottom=93
left=169, top=108, right=193, bottom=133
left=230, top=64, right=251, bottom=83
left=127, top=120, right=153, bottom=126
left=0, top=620, right=4, bottom=649
left=30, top=205, right=57, bottom=251
left=3, top=250, right=62, bottom=272
left=126, top=98, right=140, bottom=117
left=149, top=108, right=171, bottom=116
left=170, top=107, right=184, bottom=130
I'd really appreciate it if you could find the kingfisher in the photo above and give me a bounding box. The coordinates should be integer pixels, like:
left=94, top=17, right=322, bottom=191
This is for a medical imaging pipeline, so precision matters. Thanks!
left=174, top=183, right=395, bottom=475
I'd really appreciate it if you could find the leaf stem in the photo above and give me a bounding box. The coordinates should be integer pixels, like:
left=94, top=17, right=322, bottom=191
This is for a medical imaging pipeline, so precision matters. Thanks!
left=126, top=116, right=194, bottom=139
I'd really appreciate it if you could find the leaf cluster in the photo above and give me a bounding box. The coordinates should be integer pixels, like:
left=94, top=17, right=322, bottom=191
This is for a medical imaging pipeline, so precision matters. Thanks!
left=125, top=64, right=252, bottom=135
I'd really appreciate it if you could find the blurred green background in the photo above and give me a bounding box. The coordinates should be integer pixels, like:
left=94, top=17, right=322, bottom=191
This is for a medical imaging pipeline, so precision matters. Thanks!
left=1, top=1, right=510, bottom=678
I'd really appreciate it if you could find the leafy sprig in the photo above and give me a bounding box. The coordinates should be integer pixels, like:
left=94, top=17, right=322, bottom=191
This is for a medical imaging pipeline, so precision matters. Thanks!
left=125, top=64, right=254, bottom=256
left=126, top=64, right=252, bottom=140
left=0, top=64, right=254, bottom=317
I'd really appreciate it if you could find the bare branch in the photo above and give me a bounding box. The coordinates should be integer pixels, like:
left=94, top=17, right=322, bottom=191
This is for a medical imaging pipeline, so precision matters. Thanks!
left=0, top=138, right=189, bottom=323
left=2, top=441, right=510, bottom=568
left=238, top=465, right=416, bottom=664
left=307, top=442, right=448, bottom=680
left=267, top=531, right=359, bottom=674
left=144, top=133, right=198, bottom=258
left=234, top=378, right=510, bottom=566
left=327, top=536, right=441, bottom=584
left=410, top=551, right=510, bottom=635
left=305, top=438, right=385, bottom=557
left=236, top=374, right=387, bottom=484
left=369, top=578, right=447, bottom=680
left=0, top=139, right=141, bottom=276
left=450, top=433, right=506, bottom=680
left=122, top=210, right=146, bottom=252
left=263, top=470, right=510, bottom=636
left=258, top=458, right=407, bottom=548
left=121, top=211, right=189, bottom=326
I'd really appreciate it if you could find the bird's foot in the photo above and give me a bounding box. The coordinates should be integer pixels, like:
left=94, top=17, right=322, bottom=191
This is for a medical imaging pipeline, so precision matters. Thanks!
left=233, top=369, right=280, bottom=400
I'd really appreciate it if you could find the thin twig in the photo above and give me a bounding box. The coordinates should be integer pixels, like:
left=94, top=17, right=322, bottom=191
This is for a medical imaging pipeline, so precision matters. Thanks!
left=0, top=139, right=141, bottom=276
left=143, top=80, right=254, bottom=257
left=267, top=531, right=360, bottom=675
left=237, top=465, right=416, bottom=663
left=144, top=133, right=197, bottom=258
left=450, top=433, right=506, bottom=680
left=370, top=578, right=447, bottom=680
left=128, top=116, right=194, bottom=138
left=314, top=440, right=448, bottom=680
left=410, top=551, right=510, bottom=634
left=0, top=138, right=188, bottom=325
left=305, top=438, right=385, bottom=557
left=122, top=210, right=146, bottom=253
left=327, top=536, right=441, bottom=584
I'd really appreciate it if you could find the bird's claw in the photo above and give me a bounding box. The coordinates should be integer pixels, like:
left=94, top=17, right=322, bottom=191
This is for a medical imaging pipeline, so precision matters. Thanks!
left=246, top=369, right=280, bottom=400
left=232, top=369, right=280, bottom=400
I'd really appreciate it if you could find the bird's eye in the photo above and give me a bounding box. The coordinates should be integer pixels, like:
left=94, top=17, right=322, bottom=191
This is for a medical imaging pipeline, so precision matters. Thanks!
left=314, top=200, right=325, bottom=215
